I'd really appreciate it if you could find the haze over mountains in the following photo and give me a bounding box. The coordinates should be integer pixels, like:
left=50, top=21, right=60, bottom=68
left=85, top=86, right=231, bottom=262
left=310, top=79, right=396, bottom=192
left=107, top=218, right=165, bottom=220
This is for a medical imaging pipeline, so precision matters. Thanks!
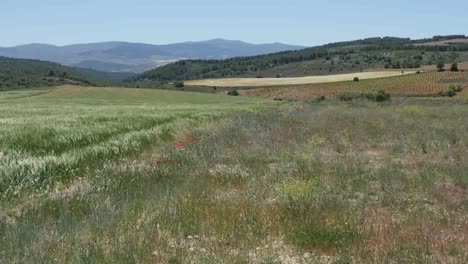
left=0, top=39, right=305, bottom=73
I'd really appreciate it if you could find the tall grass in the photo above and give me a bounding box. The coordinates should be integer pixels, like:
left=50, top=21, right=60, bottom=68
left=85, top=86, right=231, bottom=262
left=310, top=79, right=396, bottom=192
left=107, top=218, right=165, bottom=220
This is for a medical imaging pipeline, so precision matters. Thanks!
left=0, top=86, right=279, bottom=198
left=1, top=91, right=467, bottom=263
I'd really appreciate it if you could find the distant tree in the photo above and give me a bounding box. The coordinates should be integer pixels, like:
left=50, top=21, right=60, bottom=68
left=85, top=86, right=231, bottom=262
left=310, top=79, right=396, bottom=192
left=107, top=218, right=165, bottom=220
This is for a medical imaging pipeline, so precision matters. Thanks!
left=48, top=70, right=55, bottom=76
left=450, top=63, right=459, bottom=72
left=174, top=81, right=184, bottom=88
left=62, top=71, right=67, bottom=77
left=437, top=61, right=445, bottom=72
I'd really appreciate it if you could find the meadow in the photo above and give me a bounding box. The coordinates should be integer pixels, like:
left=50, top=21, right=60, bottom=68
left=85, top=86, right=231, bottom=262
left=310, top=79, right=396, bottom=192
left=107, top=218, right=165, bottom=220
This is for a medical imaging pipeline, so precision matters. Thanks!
left=0, top=86, right=279, bottom=198
left=1, top=85, right=467, bottom=263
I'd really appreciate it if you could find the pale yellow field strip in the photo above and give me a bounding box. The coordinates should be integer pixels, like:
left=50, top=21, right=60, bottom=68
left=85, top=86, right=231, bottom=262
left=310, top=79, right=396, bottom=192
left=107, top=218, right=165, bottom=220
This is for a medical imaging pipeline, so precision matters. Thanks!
left=186, top=71, right=416, bottom=87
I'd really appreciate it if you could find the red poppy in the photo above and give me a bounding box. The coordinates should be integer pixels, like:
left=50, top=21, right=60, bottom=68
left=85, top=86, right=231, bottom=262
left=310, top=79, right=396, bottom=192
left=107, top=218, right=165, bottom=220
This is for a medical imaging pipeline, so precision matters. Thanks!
left=176, top=143, right=185, bottom=149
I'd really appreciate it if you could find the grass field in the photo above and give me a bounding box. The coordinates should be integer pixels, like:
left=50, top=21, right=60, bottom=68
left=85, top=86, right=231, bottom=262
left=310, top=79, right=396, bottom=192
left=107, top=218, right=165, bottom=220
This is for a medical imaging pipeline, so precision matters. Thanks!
left=0, top=86, right=279, bottom=198
left=244, top=71, right=468, bottom=100
left=186, top=71, right=415, bottom=87
left=1, top=94, right=467, bottom=263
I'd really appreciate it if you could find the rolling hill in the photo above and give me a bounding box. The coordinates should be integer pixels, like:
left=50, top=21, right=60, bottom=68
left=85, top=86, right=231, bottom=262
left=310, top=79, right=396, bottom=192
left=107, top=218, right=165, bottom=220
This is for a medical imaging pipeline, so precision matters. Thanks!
left=0, top=39, right=305, bottom=73
left=131, top=35, right=468, bottom=82
left=0, top=56, right=135, bottom=90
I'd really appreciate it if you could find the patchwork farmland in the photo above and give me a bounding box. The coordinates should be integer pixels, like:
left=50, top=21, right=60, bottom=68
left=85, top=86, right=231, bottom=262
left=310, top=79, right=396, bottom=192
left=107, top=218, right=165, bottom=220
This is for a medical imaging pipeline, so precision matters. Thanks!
left=1, top=33, right=468, bottom=263
left=242, top=71, right=468, bottom=100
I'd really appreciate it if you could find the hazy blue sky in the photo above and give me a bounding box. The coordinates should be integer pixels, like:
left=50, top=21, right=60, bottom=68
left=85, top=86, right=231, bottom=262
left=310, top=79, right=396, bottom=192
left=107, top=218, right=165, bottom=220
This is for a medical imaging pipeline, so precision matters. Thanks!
left=1, top=0, right=467, bottom=47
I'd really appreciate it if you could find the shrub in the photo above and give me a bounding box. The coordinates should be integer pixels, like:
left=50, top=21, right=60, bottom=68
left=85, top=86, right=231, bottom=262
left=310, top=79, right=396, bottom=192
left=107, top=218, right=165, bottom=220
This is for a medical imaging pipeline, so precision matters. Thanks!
left=174, top=81, right=184, bottom=88
left=316, top=96, right=326, bottom=102
left=370, top=90, right=391, bottom=102
left=353, top=77, right=359, bottom=82
left=416, top=70, right=421, bottom=74
left=227, top=90, right=239, bottom=96
left=437, top=61, right=445, bottom=72
left=337, top=91, right=390, bottom=102
left=337, top=92, right=361, bottom=102
left=439, top=85, right=463, bottom=97
left=450, top=63, right=459, bottom=72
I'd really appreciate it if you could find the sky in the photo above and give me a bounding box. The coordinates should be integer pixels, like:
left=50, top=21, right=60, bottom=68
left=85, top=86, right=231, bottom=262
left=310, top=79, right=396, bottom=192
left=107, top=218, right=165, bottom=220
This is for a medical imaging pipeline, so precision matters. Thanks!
left=1, top=0, right=467, bottom=47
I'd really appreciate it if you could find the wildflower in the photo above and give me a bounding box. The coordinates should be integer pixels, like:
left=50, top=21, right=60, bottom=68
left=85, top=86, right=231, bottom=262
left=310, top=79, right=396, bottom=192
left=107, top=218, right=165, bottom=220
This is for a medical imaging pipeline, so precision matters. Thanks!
left=157, top=158, right=162, bottom=165
left=176, top=142, right=185, bottom=149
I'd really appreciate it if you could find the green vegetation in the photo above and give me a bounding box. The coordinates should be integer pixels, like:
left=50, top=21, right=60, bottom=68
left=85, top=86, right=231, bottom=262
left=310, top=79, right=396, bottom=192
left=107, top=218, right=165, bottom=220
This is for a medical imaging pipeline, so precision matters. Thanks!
left=174, top=81, right=185, bottom=88
left=437, top=60, right=446, bottom=72
left=227, top=90, right=240, bottom=96
left=131, top=36, right=468, bottom=82
left=0, top=87, right=279, bottom=198
left=451, top=62, right=459, bottom=72
left=1, top=97, right=467, bottom=263
left=439, top=84, right=464, bottom=97
left=337, top=90, right=391, bottom=102
left=0, top=56, right=135, bottom=90
left=1, top=34, right=468, bottom=263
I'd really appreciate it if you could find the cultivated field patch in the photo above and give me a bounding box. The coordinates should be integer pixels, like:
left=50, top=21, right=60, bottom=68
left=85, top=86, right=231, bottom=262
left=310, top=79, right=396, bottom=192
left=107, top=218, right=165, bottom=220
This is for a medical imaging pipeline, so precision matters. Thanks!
left=186, top=71, right=415, bottom=87
left=243, top=71, right=468, bottom=100
left=0, top=86, right=279, bottom=198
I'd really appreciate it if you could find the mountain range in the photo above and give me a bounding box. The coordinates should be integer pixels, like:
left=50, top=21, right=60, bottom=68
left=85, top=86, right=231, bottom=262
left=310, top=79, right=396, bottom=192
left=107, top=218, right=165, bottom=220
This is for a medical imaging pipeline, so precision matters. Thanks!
left=0, top=39, right=305, bottom=73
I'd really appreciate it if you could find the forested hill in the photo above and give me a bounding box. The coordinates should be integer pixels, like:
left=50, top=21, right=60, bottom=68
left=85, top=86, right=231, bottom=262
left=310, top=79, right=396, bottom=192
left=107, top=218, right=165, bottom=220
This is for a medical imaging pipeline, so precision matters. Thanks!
left=0, top=56, right=135, bottom=90
left=131, top=36, right=468, bottom=82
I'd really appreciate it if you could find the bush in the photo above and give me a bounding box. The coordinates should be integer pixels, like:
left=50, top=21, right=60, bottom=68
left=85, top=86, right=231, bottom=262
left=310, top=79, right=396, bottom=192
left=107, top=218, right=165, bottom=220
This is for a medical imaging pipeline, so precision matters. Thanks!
left=337, top=91, right=390, bottom=102
left=316, top=96, right=326, bottom=102
left=437, top=61, right=445, bottom=72
left=227, top=90, right=240, bottom=96
left=353, top=77, right=359, bottom=82
left=367, top=90, right=391, bottom=102
left=439, top=84, right=463, bottom=97
left=174, top=81, right=184, bottom=88
left=450, top=63, right=459, bottom=72
left=337, top=92, right=361, bottom=102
